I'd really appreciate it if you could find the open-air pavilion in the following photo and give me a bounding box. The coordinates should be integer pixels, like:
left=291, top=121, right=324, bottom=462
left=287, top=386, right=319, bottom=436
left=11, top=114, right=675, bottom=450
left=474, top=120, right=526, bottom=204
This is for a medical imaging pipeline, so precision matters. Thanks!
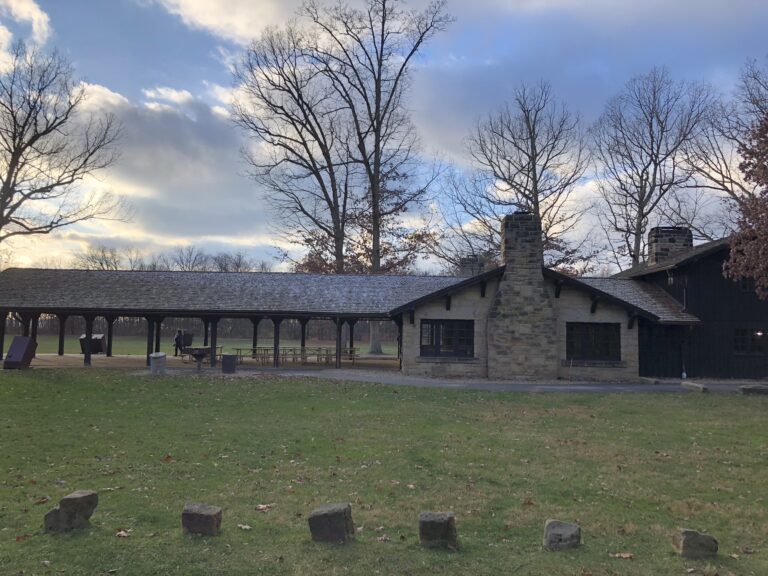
left=0, top=268, right=466, bottom=368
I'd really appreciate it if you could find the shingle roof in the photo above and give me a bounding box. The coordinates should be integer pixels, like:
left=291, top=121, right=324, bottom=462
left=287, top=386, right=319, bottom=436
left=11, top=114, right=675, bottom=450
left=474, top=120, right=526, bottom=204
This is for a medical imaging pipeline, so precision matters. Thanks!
left=576, top=277, right=699, bottom=324
left=614, top=238, right=730, bottom=279
left=0, top=268, right=465, bottom=317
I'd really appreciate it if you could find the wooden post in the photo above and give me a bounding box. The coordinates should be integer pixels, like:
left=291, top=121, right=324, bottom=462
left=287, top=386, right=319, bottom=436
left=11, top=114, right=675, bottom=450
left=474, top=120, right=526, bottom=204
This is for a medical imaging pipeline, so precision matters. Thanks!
left=57, top=314, right=68, bottom=356
left=210, top=319, right=219, bottom=368
left=203, top=319, right=209, bottom=346
left=394, top=315, right=403, bottom=370
left=299, top=318, right=309, bottom=363
left=146, top=317, right=154, bottom=367
left=251, top=317, right=261, bottom=349
left=83, top=315, right=94, bottom=367
left=335, top=317, right=342, bottom=368
left=154, top=318, right=163, bottom=353
left=106, top=316, right=116, bottom=357
left=30, top=314, right=39, bottom=358
left=348, top=319, right=356, bottom=350
left=0, top=310, right=6, bottom=360
left=272, top=317, right=282, bottom=368
left=22, top=314, right=31, bottom=337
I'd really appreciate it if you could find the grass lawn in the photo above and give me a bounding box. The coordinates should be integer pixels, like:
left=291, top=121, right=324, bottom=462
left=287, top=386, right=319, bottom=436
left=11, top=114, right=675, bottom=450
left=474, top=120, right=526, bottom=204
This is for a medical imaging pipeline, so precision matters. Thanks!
left=1, top=370, right=766, bottom=575
left=19, top=334, right=397, bottom=356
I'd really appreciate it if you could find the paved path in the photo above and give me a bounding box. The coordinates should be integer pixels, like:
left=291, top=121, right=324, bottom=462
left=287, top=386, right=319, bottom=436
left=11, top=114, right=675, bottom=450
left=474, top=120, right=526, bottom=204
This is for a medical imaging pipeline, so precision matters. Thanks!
left=274, top=367, right=707, bottom=393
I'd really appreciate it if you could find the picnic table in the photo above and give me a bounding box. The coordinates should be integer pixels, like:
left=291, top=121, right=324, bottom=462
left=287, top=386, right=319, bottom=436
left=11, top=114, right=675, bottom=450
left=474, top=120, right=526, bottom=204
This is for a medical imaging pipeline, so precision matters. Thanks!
left=181, top=346, right=223, bottom=364
left=233, top=346, right=358, bottom=365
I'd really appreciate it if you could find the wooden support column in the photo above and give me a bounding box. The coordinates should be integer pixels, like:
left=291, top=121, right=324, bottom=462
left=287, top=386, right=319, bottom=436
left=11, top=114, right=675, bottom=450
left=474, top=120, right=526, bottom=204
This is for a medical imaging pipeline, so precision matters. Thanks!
left=348, top=319, right=357, bottom=350
left=251, top=317, right=261, bottom=350
left=83, top=315, right=94, bottom=366
left=0, top=310, right=6, bottom=360
left=105, top=316, right=116, bottom=357
left=394, top=315, right=403, bottom=370
left=154, top=317, right=163, bottom=353
left=335, top=317, right=342, bottom=368
left=299, top=318, right=309, bottom=349
left=30, top=314, right=39, bottom=358
left=57, top=314, right=68, bottom=356
left=210, top=319, right=219, bottom=368
left=21, top=314, right=31, bottom=337
left=145, top=317, right=154, bottom=367
left=203, top=319, right=210, bottom=346
left=272, top=317, right=282, bottom=368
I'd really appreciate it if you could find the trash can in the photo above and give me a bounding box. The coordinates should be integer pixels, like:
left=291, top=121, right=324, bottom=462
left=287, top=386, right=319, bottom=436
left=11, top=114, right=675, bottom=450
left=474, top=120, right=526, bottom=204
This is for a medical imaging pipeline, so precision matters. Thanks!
left=221, top=354, right=237, bottom=374
left=150, top=352, right=167, bottom=375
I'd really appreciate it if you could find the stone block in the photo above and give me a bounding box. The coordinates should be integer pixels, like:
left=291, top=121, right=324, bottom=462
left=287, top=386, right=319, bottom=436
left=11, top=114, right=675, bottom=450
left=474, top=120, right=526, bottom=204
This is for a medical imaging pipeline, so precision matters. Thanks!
left=543, top=519, right=581, bottom=550
left=308, top=502, right=354, bottom=543
left=418, top=511, right=458, bottom=549
left=44, top=490, right=98, bottom=532
left=182, top=503, right=222, bottom=536
left=672, top=529, right=718, bottom=559
left=740, top=385, right=768, bottom=395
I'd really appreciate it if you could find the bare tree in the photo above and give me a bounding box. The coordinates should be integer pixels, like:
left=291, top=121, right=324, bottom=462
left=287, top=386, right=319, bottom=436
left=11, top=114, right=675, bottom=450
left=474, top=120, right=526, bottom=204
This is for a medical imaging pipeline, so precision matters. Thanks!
left=71, top=244, right=122, bottom=270
left=212, top=250, right=256, bottom=272
left=303, top=0, right=451, bottom=352
left=591, top=68, right=712, bottom=268
left=462, top=81, right=590, bottom=269
left=170, top=246, right=210, bottom=271
left=303, top=0, right=451, bottom=275
left=233, top=25, right=356, bottom=274
left=0, top=41, right=123, bottom=244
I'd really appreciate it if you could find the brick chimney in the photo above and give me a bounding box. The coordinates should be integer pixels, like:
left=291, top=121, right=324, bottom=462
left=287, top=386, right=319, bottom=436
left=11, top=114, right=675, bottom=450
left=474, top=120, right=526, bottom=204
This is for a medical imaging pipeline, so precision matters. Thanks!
left=487, top=212, right=557, bottom=378
left=647, top=227, right=693, bottom=266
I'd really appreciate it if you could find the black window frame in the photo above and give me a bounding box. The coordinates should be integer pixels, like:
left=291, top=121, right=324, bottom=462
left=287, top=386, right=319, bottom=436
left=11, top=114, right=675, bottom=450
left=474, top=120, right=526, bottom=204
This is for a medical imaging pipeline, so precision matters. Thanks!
left=420, top=319, right=474, bottom=358
left=566, top=322, right=621, bottom=362
left=734, top=327, right=765, bottom=355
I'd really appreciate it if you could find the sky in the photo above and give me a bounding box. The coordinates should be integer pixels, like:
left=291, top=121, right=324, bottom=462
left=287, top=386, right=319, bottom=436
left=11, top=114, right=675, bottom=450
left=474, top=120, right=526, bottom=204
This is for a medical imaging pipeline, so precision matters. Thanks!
left=1, top=0, right=767, bottom=269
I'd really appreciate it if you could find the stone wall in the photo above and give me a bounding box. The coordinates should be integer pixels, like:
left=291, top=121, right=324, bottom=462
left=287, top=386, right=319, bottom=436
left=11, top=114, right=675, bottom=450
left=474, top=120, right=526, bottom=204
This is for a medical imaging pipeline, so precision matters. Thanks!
left=400, top=278, right=498, bottom=378
left=487, top=213, right=558, bottom=379
left=553, top=286, right=639, bottom=381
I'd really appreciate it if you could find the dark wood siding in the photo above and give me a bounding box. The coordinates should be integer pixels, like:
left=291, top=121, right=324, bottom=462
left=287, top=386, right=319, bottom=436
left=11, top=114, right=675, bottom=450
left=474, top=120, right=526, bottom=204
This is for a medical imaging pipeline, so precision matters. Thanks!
left=641, top=251, right=768, bottom=378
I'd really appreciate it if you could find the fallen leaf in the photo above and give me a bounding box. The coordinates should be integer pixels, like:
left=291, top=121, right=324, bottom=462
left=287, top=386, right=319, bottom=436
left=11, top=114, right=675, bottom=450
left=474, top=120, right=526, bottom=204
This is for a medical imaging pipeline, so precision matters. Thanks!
left=162, top=454, right=174, bottom=463
left=255, top=504, right=274, bottom=512
left=741, top=546, right=756, bottom=554
left=377, top=534, right=391, bottom=542
left=407, top=483, right=416, bottom=490
left=34, top=496, right=50, bottom=505
left=15, top=534, right=28, bottom=542
left=237, top=524, right=252, bottom=531
left=115, top=529, right=131, bottom=538
left=729, top=553, right=739, bottom=560
left=609, top=551, right=634, bottom=559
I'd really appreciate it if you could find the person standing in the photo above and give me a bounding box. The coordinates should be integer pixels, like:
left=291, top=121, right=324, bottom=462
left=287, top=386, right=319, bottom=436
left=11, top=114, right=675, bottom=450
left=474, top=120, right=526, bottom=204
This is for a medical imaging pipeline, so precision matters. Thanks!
left=174, top=329, right=184, bottom=357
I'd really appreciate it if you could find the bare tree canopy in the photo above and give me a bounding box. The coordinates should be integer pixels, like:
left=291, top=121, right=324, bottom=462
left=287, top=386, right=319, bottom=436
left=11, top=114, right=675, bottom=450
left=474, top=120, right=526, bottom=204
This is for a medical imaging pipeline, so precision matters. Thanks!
left=456, top=81, right=590, bottom=270
left=0, top=41, right=122, bottom=244
left=233, top=24, right=355, bottom=273
left=302, top=0, right=452, bottom=276
left=591, top=68, right=712, bottom=268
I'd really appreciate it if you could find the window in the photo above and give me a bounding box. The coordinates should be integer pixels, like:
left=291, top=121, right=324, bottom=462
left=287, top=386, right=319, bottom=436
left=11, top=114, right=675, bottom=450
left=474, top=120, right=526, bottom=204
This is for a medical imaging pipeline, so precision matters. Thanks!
left=420, top=320, right=474, bottom=358
left=566, top=323, right=621, bottom=362
left=734, top=328, right=765, bottom=355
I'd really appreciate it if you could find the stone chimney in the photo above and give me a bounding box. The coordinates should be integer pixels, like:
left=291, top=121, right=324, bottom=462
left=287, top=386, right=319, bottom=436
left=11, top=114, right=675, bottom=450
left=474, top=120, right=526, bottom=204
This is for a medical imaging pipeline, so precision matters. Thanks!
left=456, top=254, right=487, bottom=277
left=487, top=212, right=557, bottom=378
left=647, top=226, right=693, bottom=266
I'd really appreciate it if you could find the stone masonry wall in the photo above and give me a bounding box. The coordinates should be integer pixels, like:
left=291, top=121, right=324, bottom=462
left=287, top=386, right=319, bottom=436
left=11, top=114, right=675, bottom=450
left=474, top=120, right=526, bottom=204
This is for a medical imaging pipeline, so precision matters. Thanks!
left=554, top=286, right=639, bottom=381
left=401, top=278, right=499, bottom=378
left=487, top=213, right=558, bottom=379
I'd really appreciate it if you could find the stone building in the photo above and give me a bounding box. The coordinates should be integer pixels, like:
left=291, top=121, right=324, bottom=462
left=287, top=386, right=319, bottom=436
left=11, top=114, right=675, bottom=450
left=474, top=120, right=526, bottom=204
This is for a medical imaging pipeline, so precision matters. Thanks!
left=5, top=212, right=761, bottom=380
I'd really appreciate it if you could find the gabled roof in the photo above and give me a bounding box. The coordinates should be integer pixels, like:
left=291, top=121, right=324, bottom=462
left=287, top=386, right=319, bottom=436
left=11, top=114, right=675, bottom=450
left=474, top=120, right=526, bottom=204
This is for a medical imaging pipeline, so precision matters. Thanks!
left=0, top=268, right=465, bottom=318
left=614, top=238, right=730, bottom=279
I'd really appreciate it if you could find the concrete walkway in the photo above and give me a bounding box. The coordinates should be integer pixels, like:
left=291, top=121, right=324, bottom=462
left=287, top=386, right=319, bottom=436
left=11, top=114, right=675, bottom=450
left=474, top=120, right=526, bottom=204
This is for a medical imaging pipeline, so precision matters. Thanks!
left=18, top=354, right=758, bottom=394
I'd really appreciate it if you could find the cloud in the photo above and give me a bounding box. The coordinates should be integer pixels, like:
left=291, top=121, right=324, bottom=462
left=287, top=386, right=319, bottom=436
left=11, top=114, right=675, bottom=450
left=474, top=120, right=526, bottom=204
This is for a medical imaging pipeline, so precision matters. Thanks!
left=142, top=85, right=194, bottom=104
left=0, top=0, right=50, bottom=44
left=149, top=0, right=302, bottom=44
left=11, top=82, right=281, bottom=267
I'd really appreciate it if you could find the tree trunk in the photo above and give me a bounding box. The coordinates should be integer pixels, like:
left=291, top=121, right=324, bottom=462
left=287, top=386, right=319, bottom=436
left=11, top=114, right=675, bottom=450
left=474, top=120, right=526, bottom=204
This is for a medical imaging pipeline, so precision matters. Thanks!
left=368, top=320, right=383, bottom=355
